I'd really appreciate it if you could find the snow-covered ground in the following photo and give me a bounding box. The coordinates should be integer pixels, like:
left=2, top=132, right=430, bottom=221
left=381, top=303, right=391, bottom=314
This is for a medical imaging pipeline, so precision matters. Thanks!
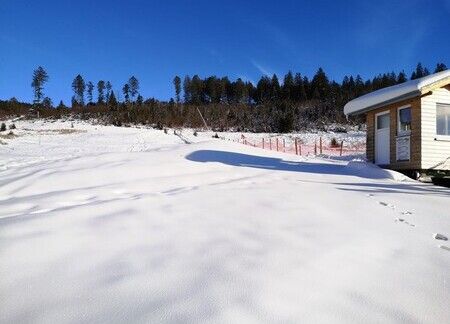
left=0, top=120, right=449, bottom=323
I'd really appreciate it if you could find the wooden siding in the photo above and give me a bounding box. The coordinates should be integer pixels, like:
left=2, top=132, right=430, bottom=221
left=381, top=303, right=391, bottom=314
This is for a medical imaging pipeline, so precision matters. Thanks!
left=420, top=85, right=450, bottom=170
left=366, top=97, right=422, bottom=170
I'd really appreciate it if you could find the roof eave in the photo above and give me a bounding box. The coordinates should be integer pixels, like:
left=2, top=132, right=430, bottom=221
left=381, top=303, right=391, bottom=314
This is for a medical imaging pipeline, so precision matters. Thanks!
left=346, top=90, right=422, bottom=116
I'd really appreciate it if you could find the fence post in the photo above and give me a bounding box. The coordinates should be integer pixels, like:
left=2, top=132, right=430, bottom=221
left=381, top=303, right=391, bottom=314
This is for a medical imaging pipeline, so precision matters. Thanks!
left=262, top=138, right=265, bottom=149
left=319, top=137, right=323, bottom=154
left=269, top=139, right=272, bottom=150
left=276, top=138, right=279, bottom=151
left=340, top=140, right=343, bottom=156
left=299, top=143, right=302, bottom=156
left=283, top=138, right=286, bottom=152
left=295, top=138, right=298, bottom=155
left=314, top=140, right=317, bottom=155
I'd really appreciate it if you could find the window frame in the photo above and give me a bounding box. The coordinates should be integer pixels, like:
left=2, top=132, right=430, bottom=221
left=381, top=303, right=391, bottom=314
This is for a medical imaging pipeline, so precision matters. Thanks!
left=436, top=103, right=450, bottom=137
left=397, top=105, right=412, bottom=136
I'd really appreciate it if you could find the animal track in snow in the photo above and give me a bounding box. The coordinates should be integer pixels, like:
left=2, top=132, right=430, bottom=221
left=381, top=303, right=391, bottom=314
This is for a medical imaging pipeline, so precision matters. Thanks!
left=439, top=245, right=450, bottom=251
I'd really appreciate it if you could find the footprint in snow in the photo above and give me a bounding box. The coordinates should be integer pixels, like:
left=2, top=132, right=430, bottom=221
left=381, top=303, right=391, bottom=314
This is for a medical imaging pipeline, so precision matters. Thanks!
left=378, top=201, right=395, bottom=209
left=433, top=233, right=448, bottom=241
left=439, top=245, right=450, bottom=251
left=395, top=218, right=415, bottom=227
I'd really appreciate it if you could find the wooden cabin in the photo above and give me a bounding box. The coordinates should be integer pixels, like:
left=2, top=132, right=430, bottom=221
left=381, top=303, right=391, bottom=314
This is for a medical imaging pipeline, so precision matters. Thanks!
left=344, top=70, right=450, bottom=176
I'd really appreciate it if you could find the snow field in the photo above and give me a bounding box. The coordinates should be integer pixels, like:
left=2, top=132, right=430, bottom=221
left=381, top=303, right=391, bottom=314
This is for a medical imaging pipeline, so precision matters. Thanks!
left=0, top=120, right=449, bottom=323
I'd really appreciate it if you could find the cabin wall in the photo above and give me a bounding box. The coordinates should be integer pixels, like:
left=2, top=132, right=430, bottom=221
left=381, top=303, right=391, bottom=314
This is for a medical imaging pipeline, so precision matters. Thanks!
left=420, top=85, right=450, bottom=170
left=366, top=97, right=422, bottom=170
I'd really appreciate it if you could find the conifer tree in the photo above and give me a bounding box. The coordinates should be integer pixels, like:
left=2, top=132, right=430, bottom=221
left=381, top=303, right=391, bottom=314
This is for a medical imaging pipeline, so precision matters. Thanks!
left=31, top=66, right=49, bottom=104
left=183, top=76, right=192, bottom=103
left=71, top=75, right=86, bottom=105
left=434, top=63, right=447, bottom=73
left=122, top=83, right=130, bottom=103
left=97, top=81, right=106, bottom=104
left=128, top=76, right=139, bottom=101
left=87, top=81, right=94, bottom=104
left=173, top=76, right=181, bottom=103
left=105, top=81, right=112, bottom=102
left=397, top=71, right=407, bottom=83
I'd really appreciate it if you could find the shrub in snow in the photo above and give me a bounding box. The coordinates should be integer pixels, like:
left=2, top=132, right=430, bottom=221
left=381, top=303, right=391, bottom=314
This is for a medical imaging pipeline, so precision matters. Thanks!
left=0, top=123, right=6, bottom=132
left=212, top=133, right=219, bottom=139
left=164, top=128, right=168, bottom=134
left=330, top=138, right=339, bottom=147
left=9, top=123, right=16, bottom=130
left=193, top=131, right=198, bottom=137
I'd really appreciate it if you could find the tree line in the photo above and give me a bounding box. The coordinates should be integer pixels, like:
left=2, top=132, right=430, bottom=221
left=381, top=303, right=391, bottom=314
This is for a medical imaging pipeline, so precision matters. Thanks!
left=1, top=62, right=447, bottom=132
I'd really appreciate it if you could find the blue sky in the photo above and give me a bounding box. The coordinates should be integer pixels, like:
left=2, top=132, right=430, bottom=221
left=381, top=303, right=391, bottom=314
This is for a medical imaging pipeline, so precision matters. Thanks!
left=1, top=0, right=449, bottom=103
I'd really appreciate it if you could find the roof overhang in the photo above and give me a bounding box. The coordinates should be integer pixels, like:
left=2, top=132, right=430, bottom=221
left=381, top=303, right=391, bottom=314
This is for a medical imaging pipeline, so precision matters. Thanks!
left=345, top=90, right=421, bottom=116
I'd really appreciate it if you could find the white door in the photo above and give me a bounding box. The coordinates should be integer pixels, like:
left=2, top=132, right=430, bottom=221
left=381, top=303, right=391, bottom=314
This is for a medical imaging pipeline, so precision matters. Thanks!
left=375, top=112, right=390, bottom=165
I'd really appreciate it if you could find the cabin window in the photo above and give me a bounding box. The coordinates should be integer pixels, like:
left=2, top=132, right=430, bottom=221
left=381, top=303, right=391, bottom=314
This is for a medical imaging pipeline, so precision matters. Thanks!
left=436, top=103, right=450, bottom=135
left=397, top=106, right=411, bottom=135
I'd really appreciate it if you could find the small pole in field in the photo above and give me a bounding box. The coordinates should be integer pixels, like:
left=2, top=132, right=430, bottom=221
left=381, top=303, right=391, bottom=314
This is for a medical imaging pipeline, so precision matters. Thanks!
left=295, top=138, right=298, bottom=155
left=262, top=138, right=265, bottom=149
left=276, top=138, right=279, bottom=151
left=340, top=140, right=344, bottom=156
left=314, top=140, right=317, bottom=155
left=319, top=137, right=323, bottom=154
left=283, top=138, right=286, bottom=152
left=299, top=143, right=302, bottom=156
left=269, top=138, right=272, bottom=150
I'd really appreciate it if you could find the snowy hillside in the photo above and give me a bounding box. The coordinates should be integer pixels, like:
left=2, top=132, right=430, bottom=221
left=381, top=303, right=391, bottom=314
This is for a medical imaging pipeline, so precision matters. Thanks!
left=0, top=120, right=449, bottom=323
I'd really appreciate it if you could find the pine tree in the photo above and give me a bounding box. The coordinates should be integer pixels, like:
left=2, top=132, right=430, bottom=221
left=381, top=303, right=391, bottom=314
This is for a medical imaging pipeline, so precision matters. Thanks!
left=271, top=74, right=280, bottom=100
left=87, top=81, right=94, bottom=104
left=411, top=63, right=425, bottom=80
left=294, top=73, right=307, bottom=101
left=434, top=63, right=447, bottom=73
left=97, top=81, right=106, bottom=104
left=108, top=90, right=118, bottom=107
left=183, top=76, right=192, bottom=103
left=56, top=100, right=66, bottom=110
left=128, top=76, right=139, bottom=101
left=71, top=75, right=86, bottom=105
left=42, top=97, right=53, bottom=108
left=105, top=81, right=112, bottom=102
left=31, top=66, right=49, bottom=104
left=136, top=94, right=143, bottom=105
left=311, top=68, right=330, bottom=99
left=282, top=71, right=295, bottom=101
left=122, top=83, right=130, bottom=103
left=397, top=71, right=407, bottom=83
left=173, top=76, right=181, bottom=103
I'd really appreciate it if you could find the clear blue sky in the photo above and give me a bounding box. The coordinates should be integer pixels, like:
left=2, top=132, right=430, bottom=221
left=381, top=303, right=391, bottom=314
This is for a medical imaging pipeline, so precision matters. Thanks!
left=1, top=0, right=449, bottom=103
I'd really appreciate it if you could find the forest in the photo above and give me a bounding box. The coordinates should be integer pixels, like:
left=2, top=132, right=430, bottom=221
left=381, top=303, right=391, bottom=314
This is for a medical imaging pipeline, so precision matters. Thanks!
left=0, top=62, right=447, bottom=132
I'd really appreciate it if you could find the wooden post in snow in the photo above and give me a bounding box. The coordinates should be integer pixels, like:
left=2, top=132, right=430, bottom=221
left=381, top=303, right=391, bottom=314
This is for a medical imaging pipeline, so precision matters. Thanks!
left=314, top=140, right=317, bottom=155
left=276, top=138, right=279, bottom=151
left=283, top=139, right=286, bottom=152
left=340, top=140, right=344, bottom=156
left=269, top=138, right=272, bottom=150
left=319, top=137, right=323, bottom=154
left=262, top=138, right=265, bottom=149
left=295, top=138, right=298, bottom=155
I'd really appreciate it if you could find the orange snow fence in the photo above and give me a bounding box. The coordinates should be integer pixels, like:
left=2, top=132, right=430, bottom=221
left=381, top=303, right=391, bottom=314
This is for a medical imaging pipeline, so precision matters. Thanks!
left=234, top=135, right=365, bottom=157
